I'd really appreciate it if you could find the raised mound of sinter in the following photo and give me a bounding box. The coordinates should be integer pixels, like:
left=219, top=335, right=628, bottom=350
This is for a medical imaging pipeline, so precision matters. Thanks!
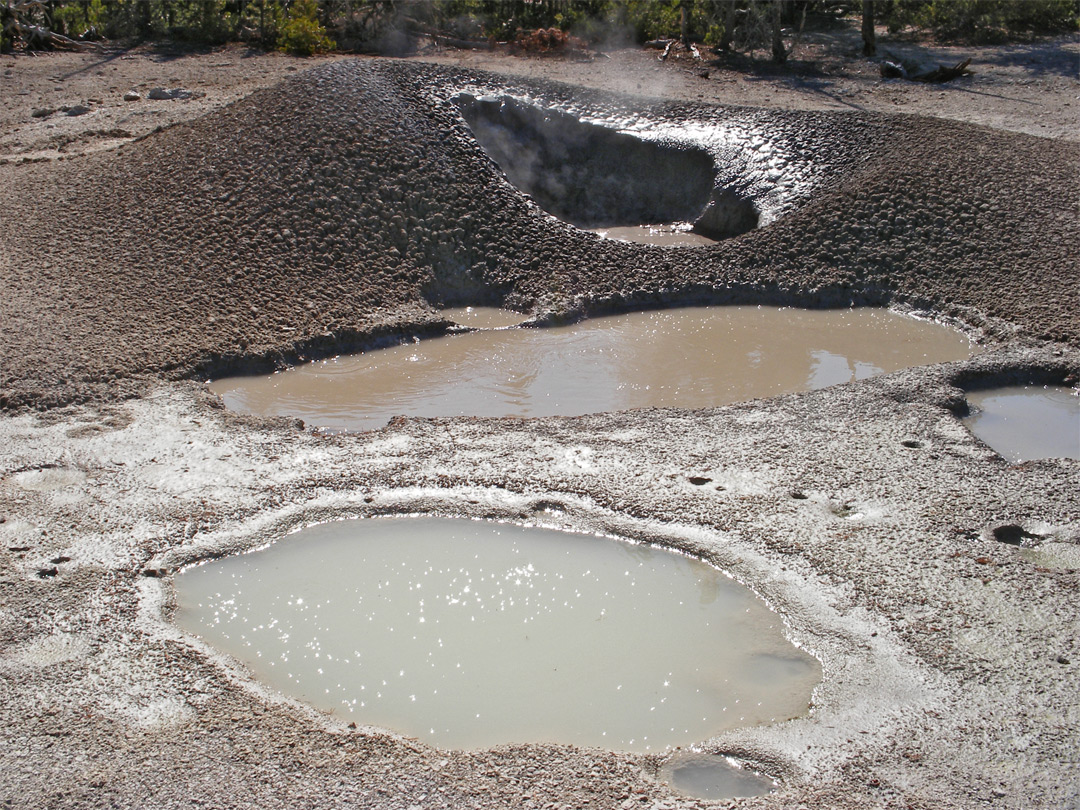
left=455, top=94, right=758, bottom=241
left=174, top=518, right=820, bottom=752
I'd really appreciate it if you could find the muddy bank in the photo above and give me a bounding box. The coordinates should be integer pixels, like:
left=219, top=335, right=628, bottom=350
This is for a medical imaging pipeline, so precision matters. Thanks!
left=1, top=59, right=1078, bottom=411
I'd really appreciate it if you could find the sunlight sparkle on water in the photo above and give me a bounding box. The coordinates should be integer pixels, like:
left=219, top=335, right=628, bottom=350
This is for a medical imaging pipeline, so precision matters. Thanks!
left=174, top=518, right=820, bottom=751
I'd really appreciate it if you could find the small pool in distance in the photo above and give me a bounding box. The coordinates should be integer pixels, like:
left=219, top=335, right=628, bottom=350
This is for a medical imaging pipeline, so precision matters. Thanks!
left=173, top=518, right=820, bottom=752
left=209, top=306, right=974, bottom=432
left=964, top=385, right=1079, bottom=462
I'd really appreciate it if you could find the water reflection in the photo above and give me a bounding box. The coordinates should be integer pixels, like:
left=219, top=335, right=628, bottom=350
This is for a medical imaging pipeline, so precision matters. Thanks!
left=661, top=753, right=775, bottom=800
left=174, top=518, right=820, bottom=752
left=210, top=307, right=973, bottom=432
left=964, top=385, right=1080, bottom=461
left=590, top=225, right=717, bottom=247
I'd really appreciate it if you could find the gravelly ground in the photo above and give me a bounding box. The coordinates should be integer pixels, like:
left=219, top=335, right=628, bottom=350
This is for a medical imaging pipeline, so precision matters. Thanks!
left=0, top=31, right=1078, bottom=810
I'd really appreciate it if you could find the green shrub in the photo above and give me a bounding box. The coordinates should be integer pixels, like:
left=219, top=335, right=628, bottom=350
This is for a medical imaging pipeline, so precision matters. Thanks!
left=886, top=0, right=1078, bottom=42
left=278, top=0, right=335, bottom=55
left=52, top=0, right=106, bottom=38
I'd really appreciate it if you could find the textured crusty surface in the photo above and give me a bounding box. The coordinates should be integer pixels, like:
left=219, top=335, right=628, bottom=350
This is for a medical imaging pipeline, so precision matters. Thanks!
left=1, top=59, right=1078, bottom=410
left=1, top=54, right=1078, bottom=810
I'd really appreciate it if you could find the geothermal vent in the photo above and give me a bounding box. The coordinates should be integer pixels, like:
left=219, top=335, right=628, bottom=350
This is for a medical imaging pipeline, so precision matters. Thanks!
left=456, top=94, right=759, bottom=240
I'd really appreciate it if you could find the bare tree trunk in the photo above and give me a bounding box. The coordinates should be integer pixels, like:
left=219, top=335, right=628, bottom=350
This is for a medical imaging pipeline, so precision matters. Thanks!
left=771, top=0, right=786, bottom=64
left=136, top=0, right=151, bottom=37
left=235, top=0, right=247, bottom=38
left=679, top=0, right=689, bottom=47
left=720, top=0, right=735, bottom=53
left=862, top=0, right=876, bottom=57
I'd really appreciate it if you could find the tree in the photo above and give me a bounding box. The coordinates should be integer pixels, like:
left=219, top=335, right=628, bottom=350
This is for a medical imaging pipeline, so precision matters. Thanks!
left=771, top=0, right=786, bottom=63
left=862, top=0, right=875, bottom=57
left=719, top=0, right=735, bottom=52
left=278, top=0, right=334, bottom=55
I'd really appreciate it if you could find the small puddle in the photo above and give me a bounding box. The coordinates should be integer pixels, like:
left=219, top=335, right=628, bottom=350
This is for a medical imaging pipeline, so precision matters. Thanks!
left=660, top=753, right=775, bottom=800
left=173, top=518, right=820, bottom=752
left=1020, top=543, right=1080, bottom=571
left=964, top=385, right=1080, bottom=462
left=209, top=306, right=973, bottom=432
left=590, top=225, right=717, bottom=248
left=439, top=306, right=528, bottom=329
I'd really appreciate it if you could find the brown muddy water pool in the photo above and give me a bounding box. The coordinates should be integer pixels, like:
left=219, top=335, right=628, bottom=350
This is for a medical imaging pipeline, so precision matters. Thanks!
left=173, top=518, right=819, bottom=752
left=963, top=385, right=1080, bottom=462
left=209, top=306, right=974, bottom=432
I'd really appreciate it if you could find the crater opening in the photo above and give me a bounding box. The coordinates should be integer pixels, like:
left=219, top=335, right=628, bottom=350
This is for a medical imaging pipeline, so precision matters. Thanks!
left=173, top=518, right=820, bottom=752
left=962, top=385, right=1079, bottom=462
left=991, top=524, right=1041, bottom=547
left=455, top=94, right=758, bottom=241
left=208, top=306, right=974, bottom=433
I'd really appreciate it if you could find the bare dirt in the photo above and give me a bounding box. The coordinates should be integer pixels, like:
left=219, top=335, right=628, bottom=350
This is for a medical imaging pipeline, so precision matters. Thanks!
left=2, top=29, right=1077, bottom=162
left=0, top=19, right=1078, bottom=810
left=413, top=29, right=1080, bottom=142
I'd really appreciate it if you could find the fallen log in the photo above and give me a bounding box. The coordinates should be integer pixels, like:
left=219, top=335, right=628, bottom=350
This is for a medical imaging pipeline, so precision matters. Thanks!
left=2, top=0, right=101, bottom=52
left=403, top=16, right=493, bottom=51
left=880, top=57, right=973, bottom=83
left=915, top=58, right=974, bottom=83
left=432, top=33, right=493, bottom=51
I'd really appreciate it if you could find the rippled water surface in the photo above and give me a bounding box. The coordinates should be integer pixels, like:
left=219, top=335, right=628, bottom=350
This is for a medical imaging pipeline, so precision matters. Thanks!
left=210, top=306, right=973, bottom=432
left=174, top=518, right=820, bottom=751
left=438, top=306, right=528, bottom=329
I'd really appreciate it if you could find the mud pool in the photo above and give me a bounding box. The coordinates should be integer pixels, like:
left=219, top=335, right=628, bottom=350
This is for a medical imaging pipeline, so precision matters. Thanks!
left=173, top=517, right=819, bottom=752
left=209, top=306, right=973, bottom=432
left=439, top=306, right=529, bottom=329
left=964, top=385, right=1080, bottom=462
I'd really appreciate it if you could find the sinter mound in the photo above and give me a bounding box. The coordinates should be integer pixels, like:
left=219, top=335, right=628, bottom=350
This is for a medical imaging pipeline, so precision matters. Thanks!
left=0, top=58, right=1077, bottom=410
